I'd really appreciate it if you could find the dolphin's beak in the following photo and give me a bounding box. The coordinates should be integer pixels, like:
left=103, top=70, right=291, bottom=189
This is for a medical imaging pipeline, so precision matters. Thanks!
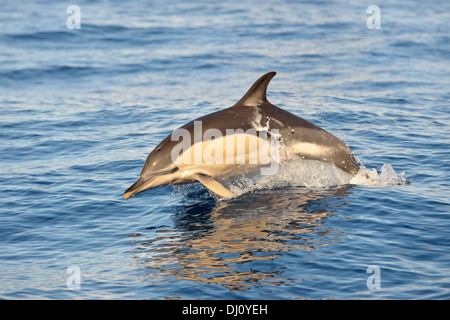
left=123, top=176, right=156, bottom=200
left=123, top=166, right=180, bottom=200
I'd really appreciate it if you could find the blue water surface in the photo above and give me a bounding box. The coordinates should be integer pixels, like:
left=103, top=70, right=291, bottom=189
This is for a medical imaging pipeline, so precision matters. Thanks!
left=0, top=0, right=449, bottom=299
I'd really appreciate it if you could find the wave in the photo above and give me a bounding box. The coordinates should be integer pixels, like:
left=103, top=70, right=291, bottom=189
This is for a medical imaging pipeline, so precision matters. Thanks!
left=3, top=31, right=75, bottom=42
left=0, top=65, right=100, bottom=81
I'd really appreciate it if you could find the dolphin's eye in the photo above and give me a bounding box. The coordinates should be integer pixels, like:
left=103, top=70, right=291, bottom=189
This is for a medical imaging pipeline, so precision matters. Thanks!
left=156, top=147, right=161, bottom=152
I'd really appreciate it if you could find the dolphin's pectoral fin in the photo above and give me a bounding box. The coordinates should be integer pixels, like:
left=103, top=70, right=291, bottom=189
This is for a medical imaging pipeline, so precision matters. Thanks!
left=194, top=174, right=234, bottom=198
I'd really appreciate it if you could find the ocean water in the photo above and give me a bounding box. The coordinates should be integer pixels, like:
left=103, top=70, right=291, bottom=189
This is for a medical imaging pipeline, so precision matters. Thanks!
left=0, top=0, right=449, bottom=300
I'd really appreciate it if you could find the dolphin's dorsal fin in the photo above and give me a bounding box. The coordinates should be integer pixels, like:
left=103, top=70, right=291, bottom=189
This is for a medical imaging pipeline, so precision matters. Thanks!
left=236, top=71, right=276, bottom=107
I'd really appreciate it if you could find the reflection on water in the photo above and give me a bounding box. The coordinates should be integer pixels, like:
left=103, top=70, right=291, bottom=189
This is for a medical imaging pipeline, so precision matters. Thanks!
left=132, top=186, right=353, bottom=290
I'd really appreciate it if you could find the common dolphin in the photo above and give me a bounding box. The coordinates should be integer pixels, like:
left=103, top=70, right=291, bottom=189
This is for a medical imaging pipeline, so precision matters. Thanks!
left=123, top=72, right=359, bottom=200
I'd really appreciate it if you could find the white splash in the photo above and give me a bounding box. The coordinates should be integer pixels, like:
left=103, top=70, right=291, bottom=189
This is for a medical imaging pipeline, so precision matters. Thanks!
left=350, top=163, right=408, bottom=187
left=224, top=160, right=408, bottom=197
left=175, top=160, right=408, bottom=198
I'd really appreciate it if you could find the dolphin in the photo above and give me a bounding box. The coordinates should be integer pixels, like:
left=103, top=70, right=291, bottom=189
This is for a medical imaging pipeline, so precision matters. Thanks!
left=123, top=72, right=359, bottom=200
